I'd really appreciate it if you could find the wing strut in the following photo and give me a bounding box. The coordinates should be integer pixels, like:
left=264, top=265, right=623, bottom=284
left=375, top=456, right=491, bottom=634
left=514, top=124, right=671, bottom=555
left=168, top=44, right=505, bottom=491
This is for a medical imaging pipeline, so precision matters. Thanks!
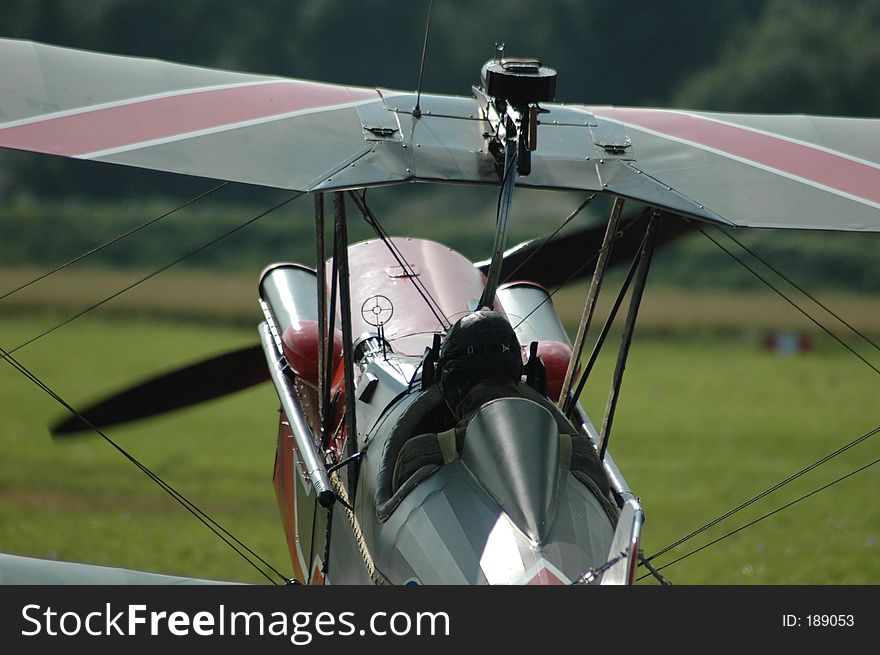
left=315, top=193, right=327, bottom=424
left=557, top=197, right=626, bottom=410
left=562, top=224, right=647, bottom=419
left=478, top=135, right=518, bottom=310
left=598, top=212, right=660, bottom=460
left=333, top=192, right=360, bottom=496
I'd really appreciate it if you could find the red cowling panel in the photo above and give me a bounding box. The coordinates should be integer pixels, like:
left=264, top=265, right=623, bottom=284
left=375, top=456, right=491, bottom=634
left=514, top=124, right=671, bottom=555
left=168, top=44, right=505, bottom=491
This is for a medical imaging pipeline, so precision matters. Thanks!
left=280, top=320, right=343, bottom=389
left=534, top=340, right=575, bottom=404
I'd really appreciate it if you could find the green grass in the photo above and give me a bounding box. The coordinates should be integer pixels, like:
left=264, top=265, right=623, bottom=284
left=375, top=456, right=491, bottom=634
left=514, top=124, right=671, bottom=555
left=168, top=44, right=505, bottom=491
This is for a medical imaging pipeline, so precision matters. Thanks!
left=1, top=311, right=878, bottom=585
left=578, top=333, right=880, bottom=584
left=0, top=313, right=289, bottom=584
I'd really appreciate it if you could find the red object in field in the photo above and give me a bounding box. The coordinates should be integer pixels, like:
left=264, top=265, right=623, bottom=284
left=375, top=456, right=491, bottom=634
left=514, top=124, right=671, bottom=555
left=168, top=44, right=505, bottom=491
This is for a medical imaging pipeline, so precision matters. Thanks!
left=762, top=331, right=813, bottom=355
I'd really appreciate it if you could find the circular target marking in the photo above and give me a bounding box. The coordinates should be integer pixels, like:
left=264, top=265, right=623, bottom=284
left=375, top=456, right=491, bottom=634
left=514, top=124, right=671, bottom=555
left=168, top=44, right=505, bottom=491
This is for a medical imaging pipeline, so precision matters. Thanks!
left=361, top=294, right=394, bottom=327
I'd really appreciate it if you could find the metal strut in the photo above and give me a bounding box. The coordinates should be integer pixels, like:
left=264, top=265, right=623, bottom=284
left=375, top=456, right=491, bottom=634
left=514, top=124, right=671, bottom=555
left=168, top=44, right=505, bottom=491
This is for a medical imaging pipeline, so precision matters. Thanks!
left=321, top=224, right=339, bottom=450
left=333, top=193, right=360, bottom=495
left=598, top=212, right=660, bottom=460
left=314, top=193, right=326, bottom=422
left=558, top=196, right=625, bottom=408
left=258, top=322, right=335, bottom=508
left=563, top=231, right=645, bottom=419
left=478, top=135, right=518, bottom=310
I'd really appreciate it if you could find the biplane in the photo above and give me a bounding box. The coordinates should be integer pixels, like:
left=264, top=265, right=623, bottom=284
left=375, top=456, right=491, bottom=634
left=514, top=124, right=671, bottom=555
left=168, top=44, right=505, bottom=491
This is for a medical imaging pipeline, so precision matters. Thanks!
left=0, top=29, right=878, bottom=585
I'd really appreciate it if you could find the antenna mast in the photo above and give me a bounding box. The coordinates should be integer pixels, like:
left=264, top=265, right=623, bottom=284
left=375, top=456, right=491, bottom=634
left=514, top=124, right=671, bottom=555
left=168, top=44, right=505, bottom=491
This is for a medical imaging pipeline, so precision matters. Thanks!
left=412, top=0, right=434, bottom=119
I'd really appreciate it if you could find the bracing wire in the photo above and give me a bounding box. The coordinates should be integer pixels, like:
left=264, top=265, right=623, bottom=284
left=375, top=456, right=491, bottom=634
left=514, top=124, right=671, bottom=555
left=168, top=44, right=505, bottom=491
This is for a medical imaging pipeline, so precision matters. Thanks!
left=639, top=454, right=880, bottom=579
left=696, top=224, right=880, bottom=376
left=716, top=227, right=880, bottom=354
left=4, top=192, right=303, bottom=357
left=0, top=182, right=231, bottom=303
left=510, top=207, right=651, bottom=333
left=643, top=423, right=880, bottom=566
left=637, top=225, right=880, bottom=573
left=0, top=344, right=291, bottom=585
left=0, top=191, right=308, bottom=582
left=412, top=0, right=434, bottom=119
left=348, top=190, right=450, bottom=329
left=478, top=138, right=519, bottom=310
left=498, top=193, right=596, bottom=287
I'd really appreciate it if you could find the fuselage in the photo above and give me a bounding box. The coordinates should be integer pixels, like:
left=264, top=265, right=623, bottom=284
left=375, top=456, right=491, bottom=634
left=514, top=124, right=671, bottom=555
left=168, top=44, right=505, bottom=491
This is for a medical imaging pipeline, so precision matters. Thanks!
left=260, top=237, right=642, bottom=584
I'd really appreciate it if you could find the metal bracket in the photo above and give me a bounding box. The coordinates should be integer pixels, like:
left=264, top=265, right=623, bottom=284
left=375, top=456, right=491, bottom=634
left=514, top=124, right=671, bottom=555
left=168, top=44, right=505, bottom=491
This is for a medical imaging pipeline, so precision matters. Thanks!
left=589, top=120, right=633, bottom=159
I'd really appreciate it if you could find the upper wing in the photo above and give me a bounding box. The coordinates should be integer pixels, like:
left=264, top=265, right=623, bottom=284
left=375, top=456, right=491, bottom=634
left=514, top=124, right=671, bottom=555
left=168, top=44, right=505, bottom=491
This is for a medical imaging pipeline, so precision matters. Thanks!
left=0, top=38, right=392, bottom=191
left=2, top=38, right=879, bottom=231
left=583, top=107, right=880, bottom=232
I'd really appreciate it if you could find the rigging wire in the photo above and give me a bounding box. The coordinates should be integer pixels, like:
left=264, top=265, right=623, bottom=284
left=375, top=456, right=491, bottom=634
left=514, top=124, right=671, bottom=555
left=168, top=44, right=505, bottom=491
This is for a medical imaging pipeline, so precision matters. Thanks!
left=696, top=224, right=880, bottom=376
left=4, top=192, right=303, bottom=357
left=0, top=181, right=231, bottom=303
left=563, top=227, right=649, bottom=417
left=638, top=552, right=671, bottom=585
left=639, top=454, right=880, bottom=580
left=0, top=344, right=291, bottom=585
left=498, top=193, right=597, bottom=287
left=510, top=207, right=651, bottom=333
left=643, top=423, right=880, bottom=566
left=570, top=547, right=629, bottom=585
left=478, top=133, right=519, bottom=310
left=348, top=190, right=450, bottom=329
left=637, top=223, right=880, bottom=577
left=411, top=0, right=434, bottom=119
left=0, top=191, right=306, bottom=582
left=716, top=227, right=880, bottom=354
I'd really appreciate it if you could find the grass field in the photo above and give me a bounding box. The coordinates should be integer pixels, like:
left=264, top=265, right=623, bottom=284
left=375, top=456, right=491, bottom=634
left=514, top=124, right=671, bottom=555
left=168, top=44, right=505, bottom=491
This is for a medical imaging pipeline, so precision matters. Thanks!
left=0, top=313, right=288, bottom=584
left=1, top=268, right=878, bottom=584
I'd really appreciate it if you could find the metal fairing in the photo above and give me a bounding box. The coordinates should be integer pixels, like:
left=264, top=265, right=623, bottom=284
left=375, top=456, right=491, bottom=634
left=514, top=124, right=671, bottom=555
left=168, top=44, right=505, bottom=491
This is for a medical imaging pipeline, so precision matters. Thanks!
left=496, top=283, right=571, bottom=346
left=462, top=398, right=564, bottom=543
left=354, top=356, right=420, bottom=448
left=599, top=500, right=643, bottom=585
left=495, top=284, right=638, bottom=503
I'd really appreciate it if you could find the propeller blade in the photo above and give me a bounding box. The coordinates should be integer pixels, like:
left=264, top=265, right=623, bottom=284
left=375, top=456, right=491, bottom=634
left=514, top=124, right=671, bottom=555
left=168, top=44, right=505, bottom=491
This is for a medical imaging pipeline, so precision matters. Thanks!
left=51, top=344, right=269, bottom=436
left=478, top=209, right=691, bottom=289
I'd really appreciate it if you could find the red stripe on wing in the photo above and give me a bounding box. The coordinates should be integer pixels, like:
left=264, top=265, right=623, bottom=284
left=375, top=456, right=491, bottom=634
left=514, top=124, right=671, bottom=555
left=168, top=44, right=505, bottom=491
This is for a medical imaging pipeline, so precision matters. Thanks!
left=591, top=107, right=880, bottom=205
left=0, top=80, right=378, bottom=157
